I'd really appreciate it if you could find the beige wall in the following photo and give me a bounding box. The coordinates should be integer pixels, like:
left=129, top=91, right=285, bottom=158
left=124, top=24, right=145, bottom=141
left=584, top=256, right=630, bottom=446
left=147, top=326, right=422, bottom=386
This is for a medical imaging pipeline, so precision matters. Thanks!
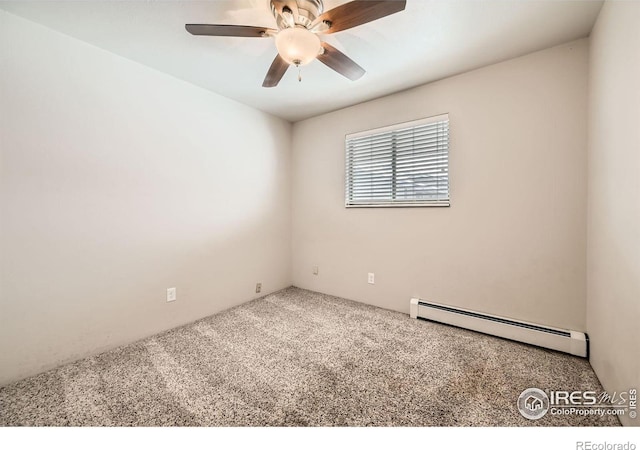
left=292, top=40, right=589, bottom=331
left=0, top=11, right=292, bottom=385
left=587, top=1, right=640, bottom=427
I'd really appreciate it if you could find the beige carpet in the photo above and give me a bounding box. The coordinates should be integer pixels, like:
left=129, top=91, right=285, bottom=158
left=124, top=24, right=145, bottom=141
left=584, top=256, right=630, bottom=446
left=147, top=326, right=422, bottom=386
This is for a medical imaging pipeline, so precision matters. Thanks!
left=0, top=287, right=619, bottom=426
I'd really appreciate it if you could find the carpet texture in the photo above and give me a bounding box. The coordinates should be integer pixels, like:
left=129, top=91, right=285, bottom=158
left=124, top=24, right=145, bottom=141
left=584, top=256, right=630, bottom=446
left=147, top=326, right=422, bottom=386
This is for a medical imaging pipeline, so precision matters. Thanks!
left=0, top=287, right=619, bottom=426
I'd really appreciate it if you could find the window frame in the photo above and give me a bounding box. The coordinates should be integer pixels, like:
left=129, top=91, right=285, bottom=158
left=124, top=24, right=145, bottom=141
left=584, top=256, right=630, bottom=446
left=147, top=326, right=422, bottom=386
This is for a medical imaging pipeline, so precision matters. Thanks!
left=345, top=114, right=450, bottom=208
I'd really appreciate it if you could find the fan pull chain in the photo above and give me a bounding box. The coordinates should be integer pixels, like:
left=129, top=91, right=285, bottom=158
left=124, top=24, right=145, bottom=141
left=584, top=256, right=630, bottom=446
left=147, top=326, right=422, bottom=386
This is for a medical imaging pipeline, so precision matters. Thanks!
left=297, top=65, right=302, bottom=83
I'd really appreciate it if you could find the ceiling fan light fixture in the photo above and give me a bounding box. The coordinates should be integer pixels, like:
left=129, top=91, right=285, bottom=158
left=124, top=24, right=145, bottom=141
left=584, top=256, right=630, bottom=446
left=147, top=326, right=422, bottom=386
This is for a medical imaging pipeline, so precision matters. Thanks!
left=275, top=27, right=321, bottom=66
left=186, top=0, right=408, bottom=87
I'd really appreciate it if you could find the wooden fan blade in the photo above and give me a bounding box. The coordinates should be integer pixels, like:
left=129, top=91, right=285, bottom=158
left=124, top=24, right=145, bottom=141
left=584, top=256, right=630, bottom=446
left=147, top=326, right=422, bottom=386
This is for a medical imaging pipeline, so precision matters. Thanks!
left=185, top=24, right=276, bottom=38
left=317, top=42, right=365, bottom=81
left=314, top=0, right=406, bottom=34
left=263, top=54, right=290, bottom=88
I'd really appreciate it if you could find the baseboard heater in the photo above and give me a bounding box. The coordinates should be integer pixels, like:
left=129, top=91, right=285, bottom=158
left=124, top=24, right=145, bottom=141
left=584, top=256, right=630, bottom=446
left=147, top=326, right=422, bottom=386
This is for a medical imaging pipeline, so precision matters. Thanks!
left=410, top=299, right=588, bottom=358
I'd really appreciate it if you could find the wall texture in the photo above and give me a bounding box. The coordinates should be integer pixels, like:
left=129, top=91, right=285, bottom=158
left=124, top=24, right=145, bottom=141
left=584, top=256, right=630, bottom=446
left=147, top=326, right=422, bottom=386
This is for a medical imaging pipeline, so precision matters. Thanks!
left=292, top=40, right=589, bottom=331
left=0, top=11, right=292, bottom=385
left=587, top=1, right=640, bottom=427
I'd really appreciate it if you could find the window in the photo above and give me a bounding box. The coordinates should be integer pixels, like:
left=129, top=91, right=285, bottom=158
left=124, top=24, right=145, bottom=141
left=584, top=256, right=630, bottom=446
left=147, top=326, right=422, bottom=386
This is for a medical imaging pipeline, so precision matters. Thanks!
left=345, top=114, right=450, bottom=207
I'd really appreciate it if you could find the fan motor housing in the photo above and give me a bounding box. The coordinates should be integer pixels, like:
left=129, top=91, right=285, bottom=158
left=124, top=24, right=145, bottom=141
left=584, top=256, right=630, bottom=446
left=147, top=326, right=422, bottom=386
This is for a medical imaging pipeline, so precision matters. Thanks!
left=271, top=0, right=324, bottom=29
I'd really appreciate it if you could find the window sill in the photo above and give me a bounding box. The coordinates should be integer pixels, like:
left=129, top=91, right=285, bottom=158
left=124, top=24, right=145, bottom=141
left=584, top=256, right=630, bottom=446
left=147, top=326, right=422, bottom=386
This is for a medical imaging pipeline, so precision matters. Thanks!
left=345, top=202, right=450, bottom=208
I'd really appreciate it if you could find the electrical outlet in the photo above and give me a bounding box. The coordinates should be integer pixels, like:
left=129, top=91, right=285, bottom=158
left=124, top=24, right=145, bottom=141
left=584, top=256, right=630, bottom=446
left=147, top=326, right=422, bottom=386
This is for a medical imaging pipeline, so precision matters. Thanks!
left=313, top=266, right=319, bottom=275
left=368, top=273, right=375, bottom=284
left=167, top=287, right=176, bottom=302
left=256, top=283, right=262, bottom=294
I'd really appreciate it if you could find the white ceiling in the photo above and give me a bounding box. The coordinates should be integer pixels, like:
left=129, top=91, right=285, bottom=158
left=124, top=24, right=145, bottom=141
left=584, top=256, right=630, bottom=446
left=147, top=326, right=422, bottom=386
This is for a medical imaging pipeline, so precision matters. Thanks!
left=0, top=0, right=603, bottom=122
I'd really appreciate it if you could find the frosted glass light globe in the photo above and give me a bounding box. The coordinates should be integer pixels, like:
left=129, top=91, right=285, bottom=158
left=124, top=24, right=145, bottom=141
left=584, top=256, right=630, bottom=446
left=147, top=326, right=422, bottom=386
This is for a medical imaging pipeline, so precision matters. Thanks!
left=275, top=27, right=321, bottom=66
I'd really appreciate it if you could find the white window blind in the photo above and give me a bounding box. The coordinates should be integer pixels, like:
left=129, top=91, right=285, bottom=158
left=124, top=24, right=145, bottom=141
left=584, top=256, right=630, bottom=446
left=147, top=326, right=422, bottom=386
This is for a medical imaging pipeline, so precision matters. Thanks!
left=345, top=114, right=450, bottom=207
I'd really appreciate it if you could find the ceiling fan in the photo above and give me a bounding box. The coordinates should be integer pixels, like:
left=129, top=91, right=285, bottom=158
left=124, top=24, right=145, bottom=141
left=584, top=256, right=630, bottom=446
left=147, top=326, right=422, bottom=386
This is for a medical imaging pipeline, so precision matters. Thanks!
left=186, top=0, right=407, bottom=87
